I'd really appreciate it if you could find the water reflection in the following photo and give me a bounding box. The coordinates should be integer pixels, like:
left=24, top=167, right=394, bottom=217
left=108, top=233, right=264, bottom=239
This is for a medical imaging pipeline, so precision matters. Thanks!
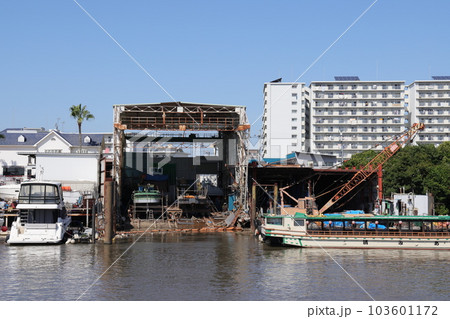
left=0, top=233, right=449, bottom=301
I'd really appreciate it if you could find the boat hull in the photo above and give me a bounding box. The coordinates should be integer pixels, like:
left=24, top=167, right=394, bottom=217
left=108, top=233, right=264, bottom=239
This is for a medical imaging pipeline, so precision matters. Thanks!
left=7, top=218, right=71, bottom=245
left=262, top=231, right=450, bottom=250
left=133, top=196, right=160, bottom=204
left=0, top=184, right=20, bottom=201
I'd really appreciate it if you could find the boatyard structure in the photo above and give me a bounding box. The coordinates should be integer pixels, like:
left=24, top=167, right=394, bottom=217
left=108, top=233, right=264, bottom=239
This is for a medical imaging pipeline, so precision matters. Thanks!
left=111, top=102, right=250, bottom=228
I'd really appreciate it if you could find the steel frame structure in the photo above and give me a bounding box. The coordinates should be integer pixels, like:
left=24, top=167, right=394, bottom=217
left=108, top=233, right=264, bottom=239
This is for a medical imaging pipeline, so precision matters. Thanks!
left=113, top=102, right=250, bottom=216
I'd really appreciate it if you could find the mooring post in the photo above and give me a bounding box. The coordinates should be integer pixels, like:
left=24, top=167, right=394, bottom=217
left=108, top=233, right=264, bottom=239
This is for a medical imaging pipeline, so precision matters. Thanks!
left=91, top=199, right=96, bottom=243
left=273, top=183, right=278, bottom=215
left=104, top=181, right=114, bottom=244
left=251, top=182, right=256, bottom=233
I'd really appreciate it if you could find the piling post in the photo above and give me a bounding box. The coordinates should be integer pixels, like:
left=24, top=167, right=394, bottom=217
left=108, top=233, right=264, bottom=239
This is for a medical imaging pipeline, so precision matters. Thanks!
left=251, top=182, right=256, bottom=233
left=273, top=183, right=278, bottom=215
left=104, top=181, right=114, bottom=244
left=91, top=199, right=96, bottom=243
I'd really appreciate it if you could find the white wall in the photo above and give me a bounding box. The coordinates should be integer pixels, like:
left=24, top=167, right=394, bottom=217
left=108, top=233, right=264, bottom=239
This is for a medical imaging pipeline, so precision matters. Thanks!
left=0, top=147, right=32, bottom=175
left=36, top=154, right=99, bottom=184
left=263, top=83, right=306, bottom=158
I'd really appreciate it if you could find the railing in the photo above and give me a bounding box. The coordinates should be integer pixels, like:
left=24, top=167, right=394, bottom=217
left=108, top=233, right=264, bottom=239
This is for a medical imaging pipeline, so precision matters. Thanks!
left=306, top=230, right=450, bottom=238
left=18, top=195, right=60, bottom=204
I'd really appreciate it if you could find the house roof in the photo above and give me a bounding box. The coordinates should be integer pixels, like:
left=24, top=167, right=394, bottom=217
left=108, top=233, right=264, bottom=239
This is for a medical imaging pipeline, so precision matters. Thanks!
left=0, top=128, right=106, bottom=147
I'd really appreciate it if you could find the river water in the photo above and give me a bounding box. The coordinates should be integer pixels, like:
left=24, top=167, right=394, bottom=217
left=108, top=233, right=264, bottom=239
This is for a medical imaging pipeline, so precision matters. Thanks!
left=0, top=231, right=449, bottom=301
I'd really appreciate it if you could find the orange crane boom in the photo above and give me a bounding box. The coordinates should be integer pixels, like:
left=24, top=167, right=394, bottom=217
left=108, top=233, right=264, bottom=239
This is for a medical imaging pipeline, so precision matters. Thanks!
left=318, top=123, right=425, bottom=215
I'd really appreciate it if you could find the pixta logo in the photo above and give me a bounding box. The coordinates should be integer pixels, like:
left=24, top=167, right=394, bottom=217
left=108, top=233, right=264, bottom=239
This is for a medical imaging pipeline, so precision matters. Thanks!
left=126, top=131, right=240, bottom=171
left=126, top=130, right=172, bottom=172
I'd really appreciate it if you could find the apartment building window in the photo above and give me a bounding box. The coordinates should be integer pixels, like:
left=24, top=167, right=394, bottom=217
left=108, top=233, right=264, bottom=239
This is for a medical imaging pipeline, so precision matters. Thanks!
left=292, top=101, right=297, bottom=105
left=292, top=93, right=298, bottom=100
left=327, top=85, right=333, bottom=90
left=292, top=126, right=297, bottom=130
left=292, top=109, right=297, bottom=113
left=292, top=84, right=298, bottom=88
left=292, top=118, right=297, bottom=122
left=292, top=134, right=297, bottom=138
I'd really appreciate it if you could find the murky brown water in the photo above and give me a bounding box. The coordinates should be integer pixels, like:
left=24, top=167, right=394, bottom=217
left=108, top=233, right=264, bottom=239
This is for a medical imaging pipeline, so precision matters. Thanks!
left=0, top=232, right=449, bottom=301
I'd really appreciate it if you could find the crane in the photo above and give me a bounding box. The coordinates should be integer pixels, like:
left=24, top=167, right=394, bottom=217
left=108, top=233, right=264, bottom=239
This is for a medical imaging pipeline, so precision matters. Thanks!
left=318, top=122, right=425, bottom=215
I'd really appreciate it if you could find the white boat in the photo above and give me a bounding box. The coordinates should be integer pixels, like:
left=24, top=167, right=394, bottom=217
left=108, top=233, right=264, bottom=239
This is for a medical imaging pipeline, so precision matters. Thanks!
left=6, top=181, right=71, bottom=245
left=0, top=183, right=21, bottom=201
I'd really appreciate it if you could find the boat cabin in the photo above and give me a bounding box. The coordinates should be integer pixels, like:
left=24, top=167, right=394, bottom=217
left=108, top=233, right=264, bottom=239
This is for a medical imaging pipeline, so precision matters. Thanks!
left=16, top=182, right=67, bottom=224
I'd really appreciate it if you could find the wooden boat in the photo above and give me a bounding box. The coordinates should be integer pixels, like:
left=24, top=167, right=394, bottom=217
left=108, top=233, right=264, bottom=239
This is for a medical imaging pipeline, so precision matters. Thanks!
left=261, top=210, right=450, bottom=250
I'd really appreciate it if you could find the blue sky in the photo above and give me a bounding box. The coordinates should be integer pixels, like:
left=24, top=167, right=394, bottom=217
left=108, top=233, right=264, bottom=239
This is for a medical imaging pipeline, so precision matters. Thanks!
left=2, top=0, right=450, bottom=137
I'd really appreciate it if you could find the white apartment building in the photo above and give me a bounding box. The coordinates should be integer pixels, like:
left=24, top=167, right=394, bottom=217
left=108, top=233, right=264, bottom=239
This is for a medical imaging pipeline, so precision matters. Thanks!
left=310, top=77, right=407, bottom=161
left=408, top=77, right=450, bottom=146
left=262, top=80, right=311, bottom=159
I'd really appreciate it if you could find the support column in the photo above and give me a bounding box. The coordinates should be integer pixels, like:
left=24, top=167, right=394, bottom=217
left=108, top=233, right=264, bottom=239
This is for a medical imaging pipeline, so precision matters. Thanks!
left=273, top=183, right=278, bottom=215
left=104, top=181, right=114, bottom=244
left=377, top=164, right=383, bottom=208
left=251, top=182, right=256, bottom=232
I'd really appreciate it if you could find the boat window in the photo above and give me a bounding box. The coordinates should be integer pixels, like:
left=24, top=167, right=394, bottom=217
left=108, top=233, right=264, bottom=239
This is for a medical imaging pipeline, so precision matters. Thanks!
left=19, top=184, right=60, bottom=204
left=27, top=209, right=59, bottom=223
left=293, top=218, right=304, bottom=227
left=19, top=184, right=31, bottom=197
left=266, top=218, right=283, bottom=226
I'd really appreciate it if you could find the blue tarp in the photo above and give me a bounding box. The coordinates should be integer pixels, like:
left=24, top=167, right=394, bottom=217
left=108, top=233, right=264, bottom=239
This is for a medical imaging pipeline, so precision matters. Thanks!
left=144, top=174, right=168, bottom=181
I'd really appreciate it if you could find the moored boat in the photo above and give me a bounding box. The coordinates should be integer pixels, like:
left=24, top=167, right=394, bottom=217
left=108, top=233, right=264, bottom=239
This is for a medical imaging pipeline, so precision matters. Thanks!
left=0, top=183, right=21, bottom=201
left=133, top=184, right=161, bottom=204
left=6, top=181, right=71, bottom=245
left=261, top=211, right=450, bottom=250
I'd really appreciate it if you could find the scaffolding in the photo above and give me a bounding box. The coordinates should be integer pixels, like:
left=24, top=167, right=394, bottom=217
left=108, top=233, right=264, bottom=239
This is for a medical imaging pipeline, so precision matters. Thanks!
left=113, top=102, right=250, bottom=218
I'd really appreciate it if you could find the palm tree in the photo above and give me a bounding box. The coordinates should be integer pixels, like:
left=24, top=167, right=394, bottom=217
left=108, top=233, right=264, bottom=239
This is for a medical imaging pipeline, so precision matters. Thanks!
left=70, top=104, right=95, bottom=152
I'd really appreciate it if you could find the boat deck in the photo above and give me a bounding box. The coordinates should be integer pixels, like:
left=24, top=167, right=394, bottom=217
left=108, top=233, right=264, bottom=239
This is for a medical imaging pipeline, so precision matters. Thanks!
left=298, top=229, right=449, bottom=238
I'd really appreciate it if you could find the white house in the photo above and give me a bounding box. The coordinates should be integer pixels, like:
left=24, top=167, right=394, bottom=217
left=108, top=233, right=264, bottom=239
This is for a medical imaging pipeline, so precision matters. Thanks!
left=0, top=128, right=113, bottom=193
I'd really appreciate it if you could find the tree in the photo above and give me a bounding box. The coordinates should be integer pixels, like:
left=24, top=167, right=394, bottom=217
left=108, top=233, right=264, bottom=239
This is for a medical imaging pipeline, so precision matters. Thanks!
left=343, top=143, right=450, bottom=215
left=341, top=149, right=378, bottom=169
left=69, top=104, right=95, bottom=152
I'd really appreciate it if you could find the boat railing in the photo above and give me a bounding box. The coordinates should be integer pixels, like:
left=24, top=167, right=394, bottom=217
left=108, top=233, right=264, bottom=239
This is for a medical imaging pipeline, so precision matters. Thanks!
left=18, top=194, right=60, bottom=204
left=306, top=230, right=450, bottom=238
